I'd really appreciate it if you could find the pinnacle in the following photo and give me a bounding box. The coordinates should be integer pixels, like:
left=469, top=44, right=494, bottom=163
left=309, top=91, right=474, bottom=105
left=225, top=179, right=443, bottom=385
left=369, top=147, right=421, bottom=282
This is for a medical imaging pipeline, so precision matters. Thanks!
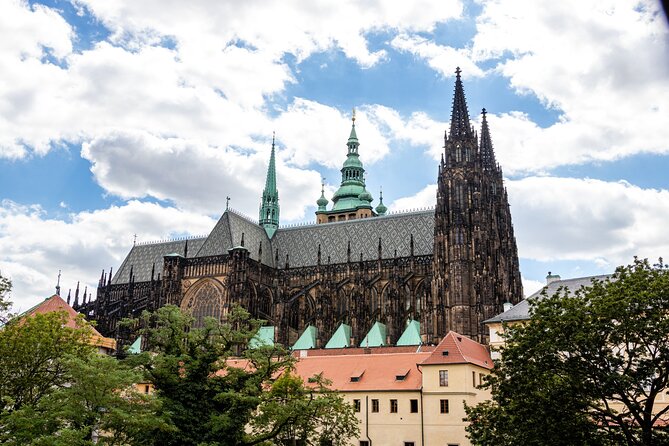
left=479, top=108, right=497, bottom=170
left=449, top=67, right=473, bottom=140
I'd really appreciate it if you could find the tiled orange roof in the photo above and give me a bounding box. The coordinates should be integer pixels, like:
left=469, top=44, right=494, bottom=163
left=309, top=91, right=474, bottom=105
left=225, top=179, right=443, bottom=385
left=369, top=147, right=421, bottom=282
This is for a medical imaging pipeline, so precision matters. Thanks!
left=420, top=331, right=492, bottom=369
left=292, top=351, right=431, bottom=391
left=223, top=332, right=491, bottom=391
left=24, top=295, right=116, bottom=351
left=295, top=345, right=436, bottom=357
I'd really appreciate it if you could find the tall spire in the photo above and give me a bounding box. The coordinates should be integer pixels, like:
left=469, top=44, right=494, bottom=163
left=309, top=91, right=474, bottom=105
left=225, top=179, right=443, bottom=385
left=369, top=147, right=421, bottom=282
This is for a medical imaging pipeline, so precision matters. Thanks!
left=55, top=270, right=61, bottom=296
left=259, top=132, right=280, bottom=238
left=449, top=67, right=473, bottom=140
left=479, top=108, right=497, bottom=170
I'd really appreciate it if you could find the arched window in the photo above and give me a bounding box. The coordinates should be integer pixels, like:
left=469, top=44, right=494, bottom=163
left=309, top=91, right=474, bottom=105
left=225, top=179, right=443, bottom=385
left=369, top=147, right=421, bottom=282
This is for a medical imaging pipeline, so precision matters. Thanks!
left=187, top=281, right=223, bottom=328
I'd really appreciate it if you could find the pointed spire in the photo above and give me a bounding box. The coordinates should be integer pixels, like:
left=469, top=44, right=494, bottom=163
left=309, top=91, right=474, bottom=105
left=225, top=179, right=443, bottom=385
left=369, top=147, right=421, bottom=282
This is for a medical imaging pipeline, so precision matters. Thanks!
left=82, top=286, right=87, bottom=305
left=449, top=67, right=473, bottom=140
left=67, top=289, right=71, bottom=305
left=348, top=107, right=358, bottom=144
left=55, top=270, right=61, bottom=296
left=479, top=108, right=497, bottom=170
left=259, top=133, right=280, bottom=238
left=375, top=187, right=387, bottom=215
left=73, top=281, right=80, bottom=308
left=317, top=181, right=328, bottom=211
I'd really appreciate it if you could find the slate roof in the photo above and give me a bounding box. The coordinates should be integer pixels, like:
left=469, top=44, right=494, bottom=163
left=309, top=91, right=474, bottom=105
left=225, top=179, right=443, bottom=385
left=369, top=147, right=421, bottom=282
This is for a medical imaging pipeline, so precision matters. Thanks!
left=195, top=210, right=274, bottom=266
left=112, top=208, right=435, bottom=284
left=484, top=274, right=613, bottom=324
left=272, top=209, right=434, bottom=268
left=112, top=237, right=207, bottom=284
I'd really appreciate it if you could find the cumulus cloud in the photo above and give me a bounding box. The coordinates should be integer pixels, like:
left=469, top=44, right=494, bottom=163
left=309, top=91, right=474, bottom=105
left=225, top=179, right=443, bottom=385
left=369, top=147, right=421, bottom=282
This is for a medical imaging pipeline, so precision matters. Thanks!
left=472, top=0, right=669, bottom=173
left=508, top=177, right=669, bottom=264
left=390, top=34, right=485, bottom=79
left=81, top=129, right=322, bottom=221
left=389, top=176, right=669, bottom=269
left=0, top=200, right=216, bottom=311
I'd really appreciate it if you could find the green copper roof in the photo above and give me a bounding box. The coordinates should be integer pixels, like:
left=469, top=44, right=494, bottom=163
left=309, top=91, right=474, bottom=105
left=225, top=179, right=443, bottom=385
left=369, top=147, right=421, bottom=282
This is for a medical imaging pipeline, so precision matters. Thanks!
left=316, top=183, right=328, bottom=210
left=375, top=189, right=387, bottom=215
left=396, top=320, right=421, bottom=346
left=360, top=321, right=387, bottom=347
left=325, top=323, right=352, bottom=348
left=259, top=134, right=280, bottom=238
left=292, top=325, right=317, bottom=350
left=249, top=326, right=275, bottom=348
left=128, top=335, right=142, bottom=354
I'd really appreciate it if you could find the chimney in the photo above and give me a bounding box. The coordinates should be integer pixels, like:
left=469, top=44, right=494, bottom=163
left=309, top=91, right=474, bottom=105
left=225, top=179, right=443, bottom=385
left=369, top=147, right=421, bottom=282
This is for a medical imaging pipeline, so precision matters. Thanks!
left=503, top=301, right=513, bottom=312
left=546, top=271, right=561, bottom=285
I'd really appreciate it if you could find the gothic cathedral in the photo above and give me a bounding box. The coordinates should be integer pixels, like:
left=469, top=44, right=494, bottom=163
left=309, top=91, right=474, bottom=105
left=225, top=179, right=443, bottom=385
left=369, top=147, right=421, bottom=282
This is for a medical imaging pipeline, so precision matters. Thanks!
left=81, top=69, right=523, bottom=348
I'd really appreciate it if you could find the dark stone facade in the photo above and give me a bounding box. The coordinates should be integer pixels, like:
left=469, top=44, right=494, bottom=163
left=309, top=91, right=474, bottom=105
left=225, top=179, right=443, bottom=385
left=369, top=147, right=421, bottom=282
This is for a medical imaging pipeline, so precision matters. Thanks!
left=80, top=71, right=523, bottom=348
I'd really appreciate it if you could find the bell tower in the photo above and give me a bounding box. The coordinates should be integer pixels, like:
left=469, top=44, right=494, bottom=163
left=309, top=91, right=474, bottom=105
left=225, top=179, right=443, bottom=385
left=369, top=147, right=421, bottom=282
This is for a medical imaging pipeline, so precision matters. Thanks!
left=431, top=68, right=523, bottom=343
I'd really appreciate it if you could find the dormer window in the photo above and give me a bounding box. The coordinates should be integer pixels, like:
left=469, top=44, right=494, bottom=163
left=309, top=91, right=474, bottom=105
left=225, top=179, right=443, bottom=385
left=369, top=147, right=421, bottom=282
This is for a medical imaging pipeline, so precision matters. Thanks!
left=350, top=369, right=364, bottom=382
left=395, top=368, right=410, bottom=381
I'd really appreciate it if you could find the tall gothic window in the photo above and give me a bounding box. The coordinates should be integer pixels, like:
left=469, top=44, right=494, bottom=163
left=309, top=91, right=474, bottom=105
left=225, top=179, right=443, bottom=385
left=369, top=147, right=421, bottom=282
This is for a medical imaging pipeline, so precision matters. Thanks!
left=189, top=281, right=223, bottom=328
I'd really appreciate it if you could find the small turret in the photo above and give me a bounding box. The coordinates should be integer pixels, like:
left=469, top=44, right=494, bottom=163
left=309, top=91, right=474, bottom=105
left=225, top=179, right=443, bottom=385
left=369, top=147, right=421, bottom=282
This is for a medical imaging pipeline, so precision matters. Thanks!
left=375, top=188, right=387, bottom=215
left=316, top=182, right=329, bottom=211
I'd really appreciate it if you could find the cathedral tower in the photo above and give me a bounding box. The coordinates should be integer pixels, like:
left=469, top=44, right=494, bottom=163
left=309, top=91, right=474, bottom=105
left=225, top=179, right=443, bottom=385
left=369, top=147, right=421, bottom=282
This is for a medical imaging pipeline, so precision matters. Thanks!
left=431, top=68, right=523, bottom=343
left=259, top=133, right=280, bottom=238
left=316, top=109, right=375, bottom=223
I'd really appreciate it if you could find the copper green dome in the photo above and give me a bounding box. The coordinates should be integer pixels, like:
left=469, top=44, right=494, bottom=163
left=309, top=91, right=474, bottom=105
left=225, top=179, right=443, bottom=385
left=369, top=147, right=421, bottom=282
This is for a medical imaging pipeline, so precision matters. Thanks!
left=329, top=110, right=373, bottom=212
left=316, top=183, right=328, bottom=211
left=375, top=188, right=387, bottom=215
left=359, top=189, right=372, bottom=202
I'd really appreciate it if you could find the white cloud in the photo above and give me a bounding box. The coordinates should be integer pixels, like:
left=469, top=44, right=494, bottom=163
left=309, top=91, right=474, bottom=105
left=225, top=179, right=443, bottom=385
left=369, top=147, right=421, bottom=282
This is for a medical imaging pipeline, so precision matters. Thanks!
left=391, top=33, right=485, bottom=79
left=521, top=277, right=544, bottom=297
left=73, top=0, right=463, bottom=67
left=0, top=199, right=216, bottom=312
left=390, top=184, right=437, bottom=211
left=387, top=176, right=669, bottom=270
left=471, top=0, right=669, bottom=173
left=81, top=129, right=321, bottom=222
left=507, top=177, right=669, bottom=264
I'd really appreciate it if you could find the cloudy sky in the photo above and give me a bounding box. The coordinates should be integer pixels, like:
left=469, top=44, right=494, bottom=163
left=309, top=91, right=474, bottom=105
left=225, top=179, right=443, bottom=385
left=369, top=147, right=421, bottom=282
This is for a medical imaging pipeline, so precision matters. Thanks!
left=1, top=0, right=668, bottom=311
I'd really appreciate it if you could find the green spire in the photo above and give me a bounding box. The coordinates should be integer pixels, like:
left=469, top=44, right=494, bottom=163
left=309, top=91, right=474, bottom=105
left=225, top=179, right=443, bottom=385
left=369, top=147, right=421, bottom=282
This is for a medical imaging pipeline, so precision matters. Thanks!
left=259, top=133, right=279, bottom=238
left=375, top=187, right=387, bottom=215
left=317, top=182, right=328, bottom=211
left=330, top=108, right=372, bottom=212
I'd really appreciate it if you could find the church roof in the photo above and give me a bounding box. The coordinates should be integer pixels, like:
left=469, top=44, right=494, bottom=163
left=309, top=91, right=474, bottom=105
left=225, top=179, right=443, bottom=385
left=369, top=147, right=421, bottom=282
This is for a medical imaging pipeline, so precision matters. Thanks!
left=273, top=209, right=434, bottom=268
left=112, top=208, right=434, bottom=284
left=113, top=237, right=207, bottom=284
left=196, top=210, right=274, bottom=265
left=484, top=274, right=613, bottom=324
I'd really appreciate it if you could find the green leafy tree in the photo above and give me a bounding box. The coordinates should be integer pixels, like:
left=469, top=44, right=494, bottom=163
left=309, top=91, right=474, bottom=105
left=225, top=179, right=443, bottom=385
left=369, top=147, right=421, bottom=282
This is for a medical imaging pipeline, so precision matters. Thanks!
left=1, top=353, right=171, bottom=445
left=133, top=305, right=358, bottom=445
left=0, top=311, right=92, bottom=412
left=0, top=271, right=12, bottom=324
left=465, top=258, right=669, bottom=446
left=250, top=372, right=359, bottom=446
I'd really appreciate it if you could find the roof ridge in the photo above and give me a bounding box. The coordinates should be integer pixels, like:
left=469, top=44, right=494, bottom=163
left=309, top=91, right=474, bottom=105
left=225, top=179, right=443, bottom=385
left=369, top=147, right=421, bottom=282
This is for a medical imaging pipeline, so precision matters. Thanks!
left=278, top=207, right=435, bottom=230
left=227, top=207, right=259, bottom=225
left=135, top=234, right=207, bottom=246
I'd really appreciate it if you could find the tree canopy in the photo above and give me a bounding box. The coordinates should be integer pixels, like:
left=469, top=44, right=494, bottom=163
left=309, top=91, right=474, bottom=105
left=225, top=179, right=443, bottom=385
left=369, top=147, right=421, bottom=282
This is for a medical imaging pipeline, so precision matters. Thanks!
left=465, top=258, right=669, bottom=446
left=128, top=304, right=359, bottom=445
left=0, top=271, right=11, bottom=324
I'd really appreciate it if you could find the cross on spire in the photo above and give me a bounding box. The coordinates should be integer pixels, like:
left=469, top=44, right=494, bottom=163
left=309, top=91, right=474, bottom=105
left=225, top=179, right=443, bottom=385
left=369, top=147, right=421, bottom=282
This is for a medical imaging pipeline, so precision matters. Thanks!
left=449, top=66, right=473, bottom=140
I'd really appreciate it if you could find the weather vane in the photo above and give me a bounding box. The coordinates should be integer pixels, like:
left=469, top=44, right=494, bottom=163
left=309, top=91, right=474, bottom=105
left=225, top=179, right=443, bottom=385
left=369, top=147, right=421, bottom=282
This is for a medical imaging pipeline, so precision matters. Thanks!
left=226, top=196, right=231, bottom=210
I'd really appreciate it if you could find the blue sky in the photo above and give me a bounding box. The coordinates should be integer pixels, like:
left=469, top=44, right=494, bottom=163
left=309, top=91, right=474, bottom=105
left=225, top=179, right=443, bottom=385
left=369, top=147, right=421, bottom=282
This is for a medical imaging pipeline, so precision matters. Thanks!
left=1, top=0, right=668, bottom=311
